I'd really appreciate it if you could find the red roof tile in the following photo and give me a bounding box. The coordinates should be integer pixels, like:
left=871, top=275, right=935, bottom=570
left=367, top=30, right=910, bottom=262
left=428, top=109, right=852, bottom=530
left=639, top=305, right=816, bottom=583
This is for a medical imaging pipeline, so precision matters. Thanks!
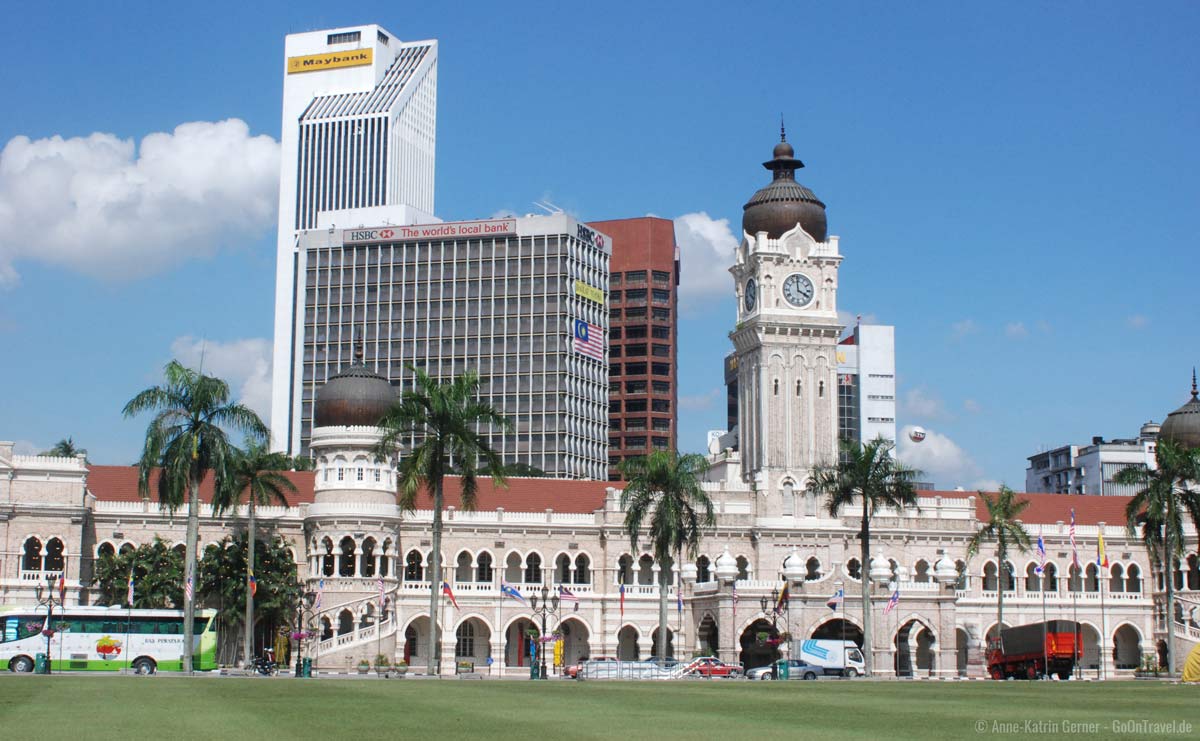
left=926, top=490, right=1132, bottom=527
left=413, top=477, right=609, bottom=514
left=86, top=465, right=315, bottom=506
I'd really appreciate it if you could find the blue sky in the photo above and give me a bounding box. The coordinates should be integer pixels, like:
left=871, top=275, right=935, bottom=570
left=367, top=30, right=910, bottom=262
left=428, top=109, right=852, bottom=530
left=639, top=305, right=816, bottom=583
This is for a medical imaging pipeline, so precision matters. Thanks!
left=1, top=1, right=1197, bottom=489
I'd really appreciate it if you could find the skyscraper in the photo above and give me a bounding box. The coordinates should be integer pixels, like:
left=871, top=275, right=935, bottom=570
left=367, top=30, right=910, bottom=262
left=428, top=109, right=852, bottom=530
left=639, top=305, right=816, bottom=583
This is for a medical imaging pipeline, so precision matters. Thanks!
left=587, top=218, right=679, bottom=479
left=271, top=25, right=438, bottom=452
left=290, top=215, right=611, bottom=479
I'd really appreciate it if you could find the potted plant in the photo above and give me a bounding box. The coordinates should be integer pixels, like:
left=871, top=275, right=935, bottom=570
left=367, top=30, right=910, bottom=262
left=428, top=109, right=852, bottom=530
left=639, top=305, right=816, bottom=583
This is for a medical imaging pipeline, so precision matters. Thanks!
left=393, top=659, right=408, bottom=677
left=356, top=659, right=370, bottom=675
left=374, top=654, right=391, bottom=677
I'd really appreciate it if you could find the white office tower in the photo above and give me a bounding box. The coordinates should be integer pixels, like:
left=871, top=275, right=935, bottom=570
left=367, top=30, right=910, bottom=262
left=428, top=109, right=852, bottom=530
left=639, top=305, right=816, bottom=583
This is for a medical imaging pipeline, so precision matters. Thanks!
left=271, top=25, right=438, bottom=452
left=836, top=324, right=897, bottom=449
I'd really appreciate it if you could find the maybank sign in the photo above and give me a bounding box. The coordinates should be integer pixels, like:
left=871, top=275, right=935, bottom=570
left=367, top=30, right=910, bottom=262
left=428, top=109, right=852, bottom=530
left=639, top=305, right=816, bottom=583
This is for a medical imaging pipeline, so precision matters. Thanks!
left=574, top=281, right=604, bottom=305
left=287, top=49, right=373, bottom=74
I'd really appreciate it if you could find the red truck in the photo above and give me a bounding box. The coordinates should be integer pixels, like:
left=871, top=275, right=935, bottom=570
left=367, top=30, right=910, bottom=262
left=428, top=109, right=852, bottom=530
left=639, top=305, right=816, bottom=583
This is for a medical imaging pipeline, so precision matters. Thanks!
left=987, top=620, right=1081, bottom=680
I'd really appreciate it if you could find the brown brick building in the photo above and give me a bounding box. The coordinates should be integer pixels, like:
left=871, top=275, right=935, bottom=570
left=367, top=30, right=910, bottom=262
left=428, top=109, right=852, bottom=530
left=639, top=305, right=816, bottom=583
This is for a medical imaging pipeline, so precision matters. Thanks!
left=587, top=217, right=679, bottom=479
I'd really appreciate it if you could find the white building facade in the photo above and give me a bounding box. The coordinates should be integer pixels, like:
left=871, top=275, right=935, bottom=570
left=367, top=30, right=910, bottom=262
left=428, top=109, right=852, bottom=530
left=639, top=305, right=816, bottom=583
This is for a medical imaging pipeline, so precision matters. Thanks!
left=836, top=324, right=897, bottom=450
left=1026, top=422, right=1159, bottom=495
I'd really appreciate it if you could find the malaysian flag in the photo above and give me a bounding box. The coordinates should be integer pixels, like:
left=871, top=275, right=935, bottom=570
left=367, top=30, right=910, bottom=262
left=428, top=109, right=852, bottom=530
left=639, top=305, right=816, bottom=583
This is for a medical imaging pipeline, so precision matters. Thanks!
left=501, top=581, right=527, bottom=605
left=573, top=319, right=604, bottom=360
left=378, top=575, right=385, bottom=605
left=883, top=589, right=900, bottom=615
left=559, top=585, right=580, bottom=612
left=619, top=583, right=625, bottom=617
left=1035, top=536, right=1046, bottom=575
left=126, top=570, right=135, bottom=607
left=827, top=588, right=844, bottom=612
left=313, top=578, right=325, bottom=611
left=1069, top=508, right=1078, bottom=568
left=442, top=581, right=460, bottom=610
left=184, top=576, right=193, bottom=602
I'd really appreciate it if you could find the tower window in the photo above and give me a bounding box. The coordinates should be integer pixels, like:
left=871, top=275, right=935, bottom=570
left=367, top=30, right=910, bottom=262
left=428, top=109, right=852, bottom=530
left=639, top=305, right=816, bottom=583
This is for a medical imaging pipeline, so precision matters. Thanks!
left=819, top=380, right=825, bottom=398
left=327, top=31, right=361, bottom=45
left=773, top=379, right=779, bottom=396
left=796, top=380, right=802, bottom=397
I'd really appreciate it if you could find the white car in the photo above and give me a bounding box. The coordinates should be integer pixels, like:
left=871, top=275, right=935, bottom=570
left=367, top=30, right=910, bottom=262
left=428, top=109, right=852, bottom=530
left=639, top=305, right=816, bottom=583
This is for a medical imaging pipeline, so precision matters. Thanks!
left=748, top=659, right=822, bottom=680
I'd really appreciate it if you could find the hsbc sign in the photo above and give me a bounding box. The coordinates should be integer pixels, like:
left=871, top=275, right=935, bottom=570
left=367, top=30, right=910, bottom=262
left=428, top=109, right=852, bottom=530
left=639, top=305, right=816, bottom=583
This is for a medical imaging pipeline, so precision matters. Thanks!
left=346, top=228, right=396, bottom=243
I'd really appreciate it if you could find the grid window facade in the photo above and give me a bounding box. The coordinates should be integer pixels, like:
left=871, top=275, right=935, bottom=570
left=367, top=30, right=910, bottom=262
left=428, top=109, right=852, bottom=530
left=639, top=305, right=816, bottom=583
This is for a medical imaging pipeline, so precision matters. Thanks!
left=298, top=225, right=608, bottom=479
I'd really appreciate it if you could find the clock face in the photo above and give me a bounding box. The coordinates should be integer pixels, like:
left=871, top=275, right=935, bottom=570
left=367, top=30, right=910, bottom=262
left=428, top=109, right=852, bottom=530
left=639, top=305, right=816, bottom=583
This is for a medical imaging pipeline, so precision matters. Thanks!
left=744, top=278, right=757, bottom=311
left=782, top=273, right=815, bottom=307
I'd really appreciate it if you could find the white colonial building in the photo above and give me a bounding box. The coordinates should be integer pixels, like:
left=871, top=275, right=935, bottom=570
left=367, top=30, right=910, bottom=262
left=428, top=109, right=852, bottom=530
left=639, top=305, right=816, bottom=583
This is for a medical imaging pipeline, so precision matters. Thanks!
left=3, top=136, right=1199, bottom=678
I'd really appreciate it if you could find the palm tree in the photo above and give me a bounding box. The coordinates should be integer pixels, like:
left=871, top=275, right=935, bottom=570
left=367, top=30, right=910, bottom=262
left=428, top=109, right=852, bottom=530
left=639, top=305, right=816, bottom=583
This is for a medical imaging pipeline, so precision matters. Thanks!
left=966, top=485, right=1032, bottom=644
left=214, top=439, right=298, bottom=667
left=619, top=451, right=715, bottom=666
left=1114, top=439, right=1200, bottom=677
left=374, top=366, right=510, bottom=676
left=811, top=435, right=921, bottom=676
left=43, top=437, right=86, bottom=460
left=123, top=360, right=267, bottom=673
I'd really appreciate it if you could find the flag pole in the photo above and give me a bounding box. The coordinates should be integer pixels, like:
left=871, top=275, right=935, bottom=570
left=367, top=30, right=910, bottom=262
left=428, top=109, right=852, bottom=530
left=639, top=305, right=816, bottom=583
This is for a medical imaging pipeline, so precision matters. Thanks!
left=1071, top=572, right=1079, bottom=681
left=1099, top=566, right=1108, bottom=680
left=1041, top=581, right=1048, bottom=678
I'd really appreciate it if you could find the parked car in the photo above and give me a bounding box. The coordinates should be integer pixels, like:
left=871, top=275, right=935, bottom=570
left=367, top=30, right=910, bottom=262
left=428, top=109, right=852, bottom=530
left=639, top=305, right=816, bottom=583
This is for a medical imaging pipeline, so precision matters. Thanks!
left=685, top=656, right=742, bottom=678
left=750, top=658, right=822, bottom=681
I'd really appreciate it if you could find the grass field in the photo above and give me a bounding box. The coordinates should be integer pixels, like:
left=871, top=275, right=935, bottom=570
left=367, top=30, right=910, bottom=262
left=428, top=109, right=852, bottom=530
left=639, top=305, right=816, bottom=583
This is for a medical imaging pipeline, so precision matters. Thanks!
left=1, top=676, right=1197, bottom=740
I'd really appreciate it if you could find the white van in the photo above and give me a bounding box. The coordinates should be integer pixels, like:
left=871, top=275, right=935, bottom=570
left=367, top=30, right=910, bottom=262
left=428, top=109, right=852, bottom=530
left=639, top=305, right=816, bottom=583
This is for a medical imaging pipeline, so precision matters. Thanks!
left=792, top=639, right=865, bottom=677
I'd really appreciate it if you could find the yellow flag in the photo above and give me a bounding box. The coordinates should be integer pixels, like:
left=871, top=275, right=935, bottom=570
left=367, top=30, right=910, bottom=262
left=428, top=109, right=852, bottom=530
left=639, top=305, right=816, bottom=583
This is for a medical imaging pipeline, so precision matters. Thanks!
left=1097, top=531, right=1108, bottom=568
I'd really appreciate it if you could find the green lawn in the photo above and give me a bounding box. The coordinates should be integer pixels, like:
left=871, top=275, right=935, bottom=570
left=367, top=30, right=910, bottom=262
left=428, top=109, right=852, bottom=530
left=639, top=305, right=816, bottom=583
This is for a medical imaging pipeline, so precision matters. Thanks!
left=1, top=677, right=1196, bottom=740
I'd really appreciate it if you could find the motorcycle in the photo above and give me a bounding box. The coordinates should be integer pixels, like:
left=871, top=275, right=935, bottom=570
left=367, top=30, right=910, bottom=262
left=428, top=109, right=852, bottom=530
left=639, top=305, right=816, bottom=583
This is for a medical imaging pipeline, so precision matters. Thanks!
left=252, top=648, right=278, bottom=676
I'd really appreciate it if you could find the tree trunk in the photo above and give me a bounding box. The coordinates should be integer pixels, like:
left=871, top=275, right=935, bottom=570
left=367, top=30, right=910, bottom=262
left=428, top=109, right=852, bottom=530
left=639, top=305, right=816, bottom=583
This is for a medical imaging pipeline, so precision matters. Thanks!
left=860, top=496, right=872, bottom=676
left=658, top=553, right=670, bottom=665
left=183, top=474, right=199, bottom=674
left=1164, top=516, right=1176, bottom=677
left=427, top=479, right=443, bottom=676
left=244, top=496, right=256, bottom=668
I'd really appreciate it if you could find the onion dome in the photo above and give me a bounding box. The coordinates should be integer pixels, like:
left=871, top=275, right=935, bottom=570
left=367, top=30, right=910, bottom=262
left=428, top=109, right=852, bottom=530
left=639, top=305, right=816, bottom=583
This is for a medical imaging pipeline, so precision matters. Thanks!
left=933, top=556, right=959, bottom=585
left=782, top=548, right=806, bottom=582
left=714, top=547, right=739, bottom=582
left=1159, top=370, right=1200, bottom=450
left=313, top=352, right=396, bottom=428
left=741, top=124, right=827, bottom=241
left=868, top=556, right=892, bottom=583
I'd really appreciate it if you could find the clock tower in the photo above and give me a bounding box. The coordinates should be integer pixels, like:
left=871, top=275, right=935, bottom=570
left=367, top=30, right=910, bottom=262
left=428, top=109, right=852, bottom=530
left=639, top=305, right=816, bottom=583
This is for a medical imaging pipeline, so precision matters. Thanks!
left=729, top=130, right=842, bottom=514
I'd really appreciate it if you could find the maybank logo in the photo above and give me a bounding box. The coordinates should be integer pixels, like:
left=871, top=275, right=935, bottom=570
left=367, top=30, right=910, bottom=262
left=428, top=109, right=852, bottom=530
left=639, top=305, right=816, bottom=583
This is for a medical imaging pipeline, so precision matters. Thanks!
left=287, top=49, right=373, bottom=74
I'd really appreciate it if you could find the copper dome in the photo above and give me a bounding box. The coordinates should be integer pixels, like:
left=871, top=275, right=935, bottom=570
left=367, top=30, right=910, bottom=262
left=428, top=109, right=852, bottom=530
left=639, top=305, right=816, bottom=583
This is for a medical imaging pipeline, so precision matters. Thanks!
left=313, top=359, right=396, bottom=428
left=742, top=131, right=827, bottom=241
left=1159, top=372, right=1200, bottom=450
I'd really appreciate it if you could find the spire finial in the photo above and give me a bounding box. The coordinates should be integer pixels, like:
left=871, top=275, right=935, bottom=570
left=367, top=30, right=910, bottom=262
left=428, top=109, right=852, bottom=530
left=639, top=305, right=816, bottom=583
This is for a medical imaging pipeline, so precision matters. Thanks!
left=780, top=114, right=786, bottom=142
left=1192, top=367, right=1197, bottom=400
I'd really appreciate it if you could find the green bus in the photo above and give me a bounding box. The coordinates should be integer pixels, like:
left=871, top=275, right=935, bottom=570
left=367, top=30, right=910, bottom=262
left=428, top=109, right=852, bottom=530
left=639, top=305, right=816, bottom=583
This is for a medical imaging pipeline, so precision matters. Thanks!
left=1, top=605, right=218, bottom=674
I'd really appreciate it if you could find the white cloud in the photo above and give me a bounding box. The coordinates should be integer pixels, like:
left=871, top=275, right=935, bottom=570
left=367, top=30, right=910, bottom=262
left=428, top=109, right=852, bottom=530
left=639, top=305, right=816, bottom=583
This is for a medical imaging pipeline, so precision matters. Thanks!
left=950, top=319, right=978, bottom=340
left=672, top=211, right=738, bottom=315
left=902, top=387, right=949, bottom=420
left=0, top=119, right=279, bottom=286
left=1004, top=322, right=1028, bottom=339
left=169, top=336, right=273, bottom=422
left=968, top=478, right=1003, bottom=492
left=963, top=398, right=982, bottom=414
left=897, top=425, right=987, bottom=490
left=679, top=387, right=723, bottom=411
left=1126, top=314, right=1149, bottom=330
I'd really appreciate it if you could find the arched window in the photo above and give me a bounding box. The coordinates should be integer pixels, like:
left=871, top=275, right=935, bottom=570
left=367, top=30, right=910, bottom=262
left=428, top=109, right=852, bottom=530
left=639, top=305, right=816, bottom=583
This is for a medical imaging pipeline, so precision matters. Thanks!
left=337, top=609, right=354, bottom=635
left=1109, top=563, right=1125, bottom=593
left=1186, top=555, right=1199, bottom=590
left=338, top=537, right=356, bottom=577
left=637, top=555, right=655, bottom=585
left=1085, top=563, right=1100, bottom=593
left=913, top=560, right=930, bottom=583
left=1126, top=564, right=1142, bottom=593
left=773, top=378, right=779, bottom=396
left=982, top=562, right=998, bottom=591
left=955, top=560, right=968, bottom=590
left=44, top=538, right=65, bottom=572
left=617, top=555, right=634, bottom=585
left=696, top=556, right=711, bottom=583
left=1068, top=563, right=1082, bottom=592
left=97, top=542, right=116, bottom=560
left=456, top=622, right=475, bottom=657
left=556, top=554, right=573, bottom=584
left=805, top=485, right=818, bottom=517
left=524, top=553, right=542, bottom=584
left=1002, top=561, right=1016, bottom=591
left=322, top=538, right=335, bottom=577
left=819, top=380, right=825, bottom=397
left=477, top=552, right=494, bottom=583
left=360, top=538, right=377, bottom=578
left=380, top=539, right=392, bottom=578
left=1043, top=562, right=1057, bottom=592
left=505, top=552, right=523, bottom=583
left=1025, top=563, right=1041, bottom=592
left=21, top=537, right=42, bottom=572
left=846, top=558, right=861, bottom=581
left=782, top=482, right=794, bottom=515
left=405, top=550, right=423, bottom=581
left=574, top=554, right=591, bottom=585
left=805, top=557, right=821, bottom=581
left=795, top=379, right=801, bottom=397
left=735, top=556, right=750, bottom=580
left=456, top=551, right=474, bottom=582
left=321, top=617, right=333, bottom=641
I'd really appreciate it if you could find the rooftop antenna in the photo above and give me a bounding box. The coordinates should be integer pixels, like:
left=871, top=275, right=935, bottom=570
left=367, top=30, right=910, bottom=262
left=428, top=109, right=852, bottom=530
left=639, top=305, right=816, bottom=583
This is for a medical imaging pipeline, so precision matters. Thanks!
left=532, top=200, right=563, bottom=215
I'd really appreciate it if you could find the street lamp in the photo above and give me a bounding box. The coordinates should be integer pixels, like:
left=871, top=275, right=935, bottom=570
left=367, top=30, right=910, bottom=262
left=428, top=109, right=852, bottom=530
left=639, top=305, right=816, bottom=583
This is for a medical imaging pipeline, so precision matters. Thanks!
left=529, top=586, right=560, bottom=680
left=293, top=590, right=316, bottom=678
left=34, top=574, right=65, bottom=675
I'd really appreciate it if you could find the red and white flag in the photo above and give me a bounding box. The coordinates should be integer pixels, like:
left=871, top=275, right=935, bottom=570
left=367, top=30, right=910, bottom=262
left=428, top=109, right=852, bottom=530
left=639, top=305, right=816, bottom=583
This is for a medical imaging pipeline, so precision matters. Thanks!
left=573, top=320, right=604, bottom=360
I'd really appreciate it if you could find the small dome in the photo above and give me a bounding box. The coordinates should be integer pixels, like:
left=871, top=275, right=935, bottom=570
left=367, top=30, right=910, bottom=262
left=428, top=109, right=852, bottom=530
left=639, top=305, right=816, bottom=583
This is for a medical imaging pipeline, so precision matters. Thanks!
left=714, top=547, right=739, bottom=581
left=681, top=562, right=698, bottom=583
left=1159, top=373, right=1200, bottom=450
left=933, top=556, right=958, bottom=584
left=313, top=358, right=396, bottom=428
left=782, top=548, right=805, bottom=581
left=868, top=556, right=892, bottom=583
left=742, top=132, right=827, bottom=241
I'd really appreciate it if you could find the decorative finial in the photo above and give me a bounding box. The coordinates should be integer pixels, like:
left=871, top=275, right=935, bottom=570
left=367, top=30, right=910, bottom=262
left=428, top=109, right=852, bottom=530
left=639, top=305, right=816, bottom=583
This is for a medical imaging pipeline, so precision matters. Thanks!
left=780, top=114, right=786, bottom=143
left=1192, top=367, right=1198, bottom=400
